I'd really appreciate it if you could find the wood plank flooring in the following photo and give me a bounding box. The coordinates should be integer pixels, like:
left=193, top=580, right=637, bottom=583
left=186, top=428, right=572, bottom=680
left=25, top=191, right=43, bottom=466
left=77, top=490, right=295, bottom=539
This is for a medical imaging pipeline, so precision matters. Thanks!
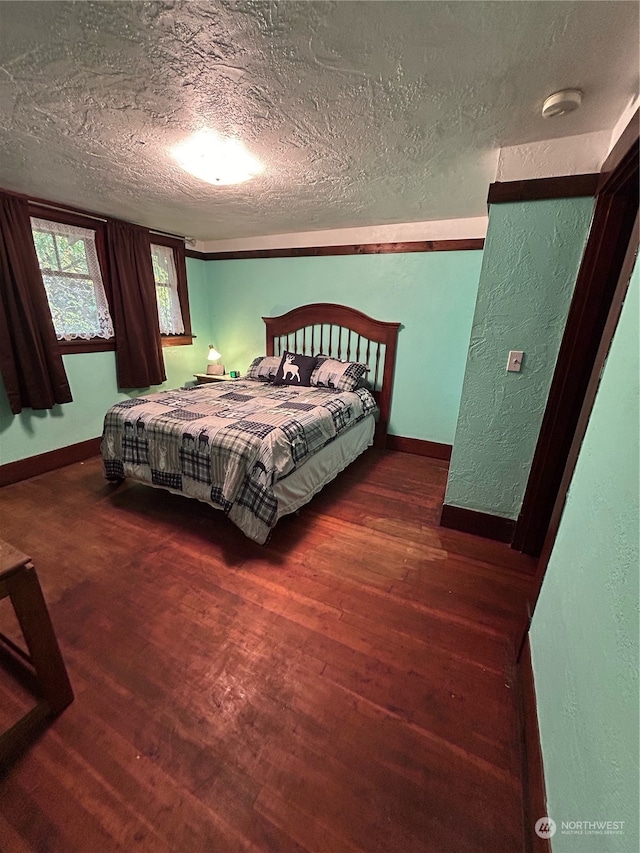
left=0, top=449, right=536, bottom=853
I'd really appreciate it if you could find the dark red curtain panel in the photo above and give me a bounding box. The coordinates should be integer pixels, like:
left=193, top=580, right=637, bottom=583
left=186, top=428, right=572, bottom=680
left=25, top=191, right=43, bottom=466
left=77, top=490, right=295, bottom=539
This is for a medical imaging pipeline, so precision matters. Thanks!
left=106, top=219, right=166, bottom=389
left=0, top=192, right=73, bottom=414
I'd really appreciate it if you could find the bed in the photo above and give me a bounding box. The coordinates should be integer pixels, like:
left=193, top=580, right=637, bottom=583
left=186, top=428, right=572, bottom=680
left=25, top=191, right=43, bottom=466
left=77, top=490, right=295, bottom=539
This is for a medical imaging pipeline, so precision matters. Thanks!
left=101, top=303, right=400, bottom=543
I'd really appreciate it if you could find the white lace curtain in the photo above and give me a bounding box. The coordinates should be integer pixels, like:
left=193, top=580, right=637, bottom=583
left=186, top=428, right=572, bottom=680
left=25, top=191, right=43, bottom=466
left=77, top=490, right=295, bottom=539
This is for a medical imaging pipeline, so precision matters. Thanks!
left=151, top=243, right=184, bottom=335
left=30, top=217, right=114, bottom=340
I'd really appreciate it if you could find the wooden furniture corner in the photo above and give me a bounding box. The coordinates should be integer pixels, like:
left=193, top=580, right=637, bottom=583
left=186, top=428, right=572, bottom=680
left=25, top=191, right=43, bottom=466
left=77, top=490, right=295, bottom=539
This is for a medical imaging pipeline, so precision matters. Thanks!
left=0, top=540, right=74, bottom=763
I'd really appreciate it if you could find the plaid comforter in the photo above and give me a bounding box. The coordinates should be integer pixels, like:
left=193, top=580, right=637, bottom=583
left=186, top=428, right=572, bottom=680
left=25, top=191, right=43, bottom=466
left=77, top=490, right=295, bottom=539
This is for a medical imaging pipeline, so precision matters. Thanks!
left=101, top=379, right=377, bottom=543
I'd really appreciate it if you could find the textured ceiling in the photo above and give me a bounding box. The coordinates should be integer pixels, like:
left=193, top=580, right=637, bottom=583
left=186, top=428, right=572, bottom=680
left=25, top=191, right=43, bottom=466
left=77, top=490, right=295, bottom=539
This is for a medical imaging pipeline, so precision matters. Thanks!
left=0, top=1, right=637, bottom=241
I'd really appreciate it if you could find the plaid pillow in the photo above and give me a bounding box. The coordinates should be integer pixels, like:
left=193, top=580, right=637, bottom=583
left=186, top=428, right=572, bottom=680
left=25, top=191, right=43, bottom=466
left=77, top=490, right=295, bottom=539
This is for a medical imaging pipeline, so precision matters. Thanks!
left=310, top=358, right=369, bottom=392
left=246, top=355, right=281, bottom=382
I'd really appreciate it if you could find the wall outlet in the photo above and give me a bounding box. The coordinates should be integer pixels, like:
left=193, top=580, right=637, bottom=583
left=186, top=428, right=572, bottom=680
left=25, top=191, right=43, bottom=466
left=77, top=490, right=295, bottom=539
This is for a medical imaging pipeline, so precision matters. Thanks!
left=507, top=351, right=524, bottom=372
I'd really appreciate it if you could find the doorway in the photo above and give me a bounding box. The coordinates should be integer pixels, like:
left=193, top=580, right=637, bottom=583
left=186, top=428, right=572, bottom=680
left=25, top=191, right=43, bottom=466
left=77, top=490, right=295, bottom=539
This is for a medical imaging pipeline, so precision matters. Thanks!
left=514, top=111, right=639, bottom=650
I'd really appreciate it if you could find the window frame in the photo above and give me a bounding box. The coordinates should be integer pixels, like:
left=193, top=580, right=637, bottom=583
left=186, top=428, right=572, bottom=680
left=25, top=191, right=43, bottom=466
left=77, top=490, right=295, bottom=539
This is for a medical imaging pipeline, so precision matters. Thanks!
left=29, top=204, right=116, bottom=354
left=28, top=203, right=194, bottom=352
left=149, top=233, right=194, bottom=347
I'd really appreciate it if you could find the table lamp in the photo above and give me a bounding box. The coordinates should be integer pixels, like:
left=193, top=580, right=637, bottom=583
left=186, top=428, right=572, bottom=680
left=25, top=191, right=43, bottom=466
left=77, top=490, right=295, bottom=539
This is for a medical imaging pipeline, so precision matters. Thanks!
left=206, top=345, right=225, bottom=375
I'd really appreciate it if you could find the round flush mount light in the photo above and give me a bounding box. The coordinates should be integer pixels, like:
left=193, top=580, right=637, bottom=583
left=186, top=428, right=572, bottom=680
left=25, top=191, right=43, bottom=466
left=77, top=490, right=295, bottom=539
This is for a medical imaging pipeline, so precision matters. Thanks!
left=172, top=129, right=264, bottom=186
left=542, top=89, right=583, bottom=118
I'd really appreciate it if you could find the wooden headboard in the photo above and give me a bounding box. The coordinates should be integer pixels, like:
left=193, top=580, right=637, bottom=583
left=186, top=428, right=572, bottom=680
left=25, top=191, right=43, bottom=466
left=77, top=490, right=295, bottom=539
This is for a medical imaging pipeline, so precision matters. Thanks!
left=263, top=303, right=400, bottom=449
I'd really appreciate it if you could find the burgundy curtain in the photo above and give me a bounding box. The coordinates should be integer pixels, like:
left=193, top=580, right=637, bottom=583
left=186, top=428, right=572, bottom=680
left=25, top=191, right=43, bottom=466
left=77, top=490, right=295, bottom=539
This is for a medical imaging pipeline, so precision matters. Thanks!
left=0, top=192, right=72, bottom=414
left=106, top=219, right=166, bottom=388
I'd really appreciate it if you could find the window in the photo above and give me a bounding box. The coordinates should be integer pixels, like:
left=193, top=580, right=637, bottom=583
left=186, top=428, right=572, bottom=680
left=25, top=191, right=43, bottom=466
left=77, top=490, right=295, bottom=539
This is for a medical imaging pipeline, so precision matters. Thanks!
left=30, top=216, right=114, bottom=342
left=149, top=235, right=193, bottom=345
left=151, top=243, right=184, bottom=335
left=27, top=199, right=193, bottom=353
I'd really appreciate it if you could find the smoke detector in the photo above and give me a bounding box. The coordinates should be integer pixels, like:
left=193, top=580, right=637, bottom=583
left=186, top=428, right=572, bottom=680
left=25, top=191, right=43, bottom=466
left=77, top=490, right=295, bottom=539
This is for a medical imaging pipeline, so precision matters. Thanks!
left=542, top=89, right=583, bottom=118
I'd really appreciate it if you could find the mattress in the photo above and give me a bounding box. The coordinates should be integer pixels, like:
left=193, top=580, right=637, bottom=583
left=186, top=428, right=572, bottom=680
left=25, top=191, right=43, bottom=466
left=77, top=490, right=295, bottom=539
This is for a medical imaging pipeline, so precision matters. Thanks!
left=101, top=379, right=378, bottom=543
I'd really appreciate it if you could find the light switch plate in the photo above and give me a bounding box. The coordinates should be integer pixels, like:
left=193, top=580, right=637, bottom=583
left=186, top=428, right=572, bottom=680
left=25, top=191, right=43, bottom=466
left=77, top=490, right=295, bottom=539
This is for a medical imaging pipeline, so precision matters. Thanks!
left=507, top=351, right=524, bottom=372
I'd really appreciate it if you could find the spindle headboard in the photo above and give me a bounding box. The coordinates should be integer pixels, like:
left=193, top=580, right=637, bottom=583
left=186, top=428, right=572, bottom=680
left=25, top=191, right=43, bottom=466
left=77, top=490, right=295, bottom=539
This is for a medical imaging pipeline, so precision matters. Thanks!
left=263, top=303, right=400, bottom=448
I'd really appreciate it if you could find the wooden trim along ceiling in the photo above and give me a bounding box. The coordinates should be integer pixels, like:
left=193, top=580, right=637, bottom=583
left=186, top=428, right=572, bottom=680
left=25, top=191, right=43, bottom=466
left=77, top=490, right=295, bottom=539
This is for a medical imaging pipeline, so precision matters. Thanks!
left=187, top=175, right=598, bottom=262
left=487, top=174, right=599, bottom=205
left=185, top=238, right=484, bottom=262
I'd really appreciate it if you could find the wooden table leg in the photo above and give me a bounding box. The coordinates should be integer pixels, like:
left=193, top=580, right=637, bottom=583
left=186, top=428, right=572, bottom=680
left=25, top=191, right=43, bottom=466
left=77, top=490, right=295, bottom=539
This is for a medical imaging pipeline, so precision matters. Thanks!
left=5, top=564, right=73, bottom=715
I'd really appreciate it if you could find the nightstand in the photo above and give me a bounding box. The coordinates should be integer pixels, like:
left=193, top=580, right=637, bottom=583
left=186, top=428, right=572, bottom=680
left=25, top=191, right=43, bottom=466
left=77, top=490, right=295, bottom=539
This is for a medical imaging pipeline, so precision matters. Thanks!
left=193, top=373, right=242, bottom=384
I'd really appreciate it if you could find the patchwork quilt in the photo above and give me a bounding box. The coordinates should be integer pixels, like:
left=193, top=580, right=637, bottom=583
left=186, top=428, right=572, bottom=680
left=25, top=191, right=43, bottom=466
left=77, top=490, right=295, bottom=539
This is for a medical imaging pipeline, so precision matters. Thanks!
left=101, top=379, right=378, bottom=543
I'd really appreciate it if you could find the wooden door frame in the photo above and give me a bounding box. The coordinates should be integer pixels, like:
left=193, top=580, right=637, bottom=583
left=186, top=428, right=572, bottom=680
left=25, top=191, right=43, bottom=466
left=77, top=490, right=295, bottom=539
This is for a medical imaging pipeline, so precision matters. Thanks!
left=517, top=209, right=638, bottom=656
left=511, top=110, right=639, bottom=557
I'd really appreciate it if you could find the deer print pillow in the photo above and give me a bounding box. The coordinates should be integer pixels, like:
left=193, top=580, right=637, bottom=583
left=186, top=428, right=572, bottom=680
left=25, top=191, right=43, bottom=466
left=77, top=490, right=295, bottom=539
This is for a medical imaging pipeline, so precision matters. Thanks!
left=273, top=351, right=319, bottom=386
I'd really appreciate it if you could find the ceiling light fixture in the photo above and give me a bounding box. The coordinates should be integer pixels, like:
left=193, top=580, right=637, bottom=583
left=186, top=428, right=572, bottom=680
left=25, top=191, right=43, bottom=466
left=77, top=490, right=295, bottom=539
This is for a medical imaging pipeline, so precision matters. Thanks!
left=542, top=89, right=583, bottom=118
left=172, top=129, right=264, bottom=186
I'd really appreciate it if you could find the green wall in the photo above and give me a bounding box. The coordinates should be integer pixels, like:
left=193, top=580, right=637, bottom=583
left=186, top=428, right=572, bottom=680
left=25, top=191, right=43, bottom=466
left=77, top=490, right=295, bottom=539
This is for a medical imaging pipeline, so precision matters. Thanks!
left=530, top=261, right=639, bottom=852
left=0, top=258, right=210, bottom=466
left=204, top=251, right=482, bottom=444
left=444, top=197, right=594, bottom=519
left=0, top=251, right=482, bottom=465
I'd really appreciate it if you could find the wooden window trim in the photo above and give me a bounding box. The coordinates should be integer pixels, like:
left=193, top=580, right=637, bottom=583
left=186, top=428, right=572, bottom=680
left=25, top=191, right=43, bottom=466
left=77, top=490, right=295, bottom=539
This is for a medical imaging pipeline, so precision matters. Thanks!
left=28, top=205, right=195, bottom=352
left=58, top=338, right=116, bottom=355
left=150, top=233, right=193, bottom=345
left=161, top=334, right=196, bottom=348
left=57, top=335, right=195, bottom=354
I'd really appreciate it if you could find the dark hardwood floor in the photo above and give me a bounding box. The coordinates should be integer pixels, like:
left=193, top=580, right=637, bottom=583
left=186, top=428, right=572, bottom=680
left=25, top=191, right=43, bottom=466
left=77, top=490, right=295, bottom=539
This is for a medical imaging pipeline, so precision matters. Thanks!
left=0, top=449, right=536, bottom=853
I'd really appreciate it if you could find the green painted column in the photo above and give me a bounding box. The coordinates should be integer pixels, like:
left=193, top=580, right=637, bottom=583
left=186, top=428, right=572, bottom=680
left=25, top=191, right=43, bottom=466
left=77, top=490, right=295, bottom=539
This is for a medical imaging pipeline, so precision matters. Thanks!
left=444, top=197, right=594, bottom=519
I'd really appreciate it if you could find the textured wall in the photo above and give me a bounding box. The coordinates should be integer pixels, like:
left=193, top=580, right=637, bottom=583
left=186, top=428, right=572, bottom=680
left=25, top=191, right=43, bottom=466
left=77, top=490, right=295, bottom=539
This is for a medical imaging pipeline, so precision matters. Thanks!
left=496, top=131, right=611, bottom=181
left=444, top=197, right=594, bottom=519
left=203, top=251, right=482, bottom=444
left=530, top=262, right=639, bottom=852
left=0, top=258, right=210, bottom=466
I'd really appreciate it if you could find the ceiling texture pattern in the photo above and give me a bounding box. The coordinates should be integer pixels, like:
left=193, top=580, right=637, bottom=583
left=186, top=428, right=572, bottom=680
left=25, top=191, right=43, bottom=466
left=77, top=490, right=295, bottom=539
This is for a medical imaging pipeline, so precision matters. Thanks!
left=0, top=1, right=637, bottom=241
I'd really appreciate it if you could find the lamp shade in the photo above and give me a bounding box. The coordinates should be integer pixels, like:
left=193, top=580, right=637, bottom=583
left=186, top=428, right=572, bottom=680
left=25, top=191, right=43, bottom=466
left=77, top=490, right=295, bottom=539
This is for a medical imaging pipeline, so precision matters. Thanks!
left=206, top=345, right=225, bottom=375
